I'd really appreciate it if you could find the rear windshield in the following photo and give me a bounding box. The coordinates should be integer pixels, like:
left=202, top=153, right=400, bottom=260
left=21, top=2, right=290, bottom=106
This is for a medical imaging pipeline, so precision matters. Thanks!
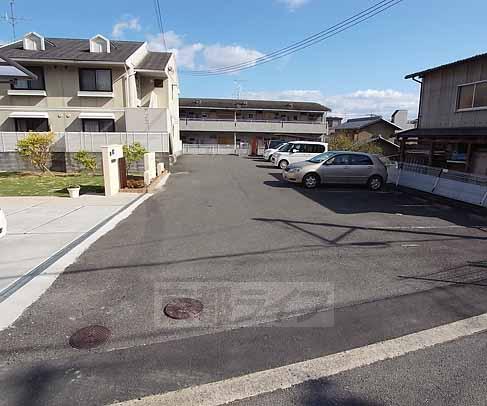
left=307, top=151, right=338, bottom=163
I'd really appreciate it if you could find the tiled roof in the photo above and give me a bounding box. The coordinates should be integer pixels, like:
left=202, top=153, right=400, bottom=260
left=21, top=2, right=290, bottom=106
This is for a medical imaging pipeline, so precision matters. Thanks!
left=336, top=116, right=401, bottom=131
left=0, top=38, right=144, bottom=63
left=405, top=52, right=487, bottom=79
left=136, top=52, right=172, bottom=70
left=180, top=98, right=330, bottom=112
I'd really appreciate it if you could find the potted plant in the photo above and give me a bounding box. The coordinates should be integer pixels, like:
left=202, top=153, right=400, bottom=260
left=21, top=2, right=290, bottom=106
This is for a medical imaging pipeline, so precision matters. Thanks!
left=67, top=184, right=81, bottom=198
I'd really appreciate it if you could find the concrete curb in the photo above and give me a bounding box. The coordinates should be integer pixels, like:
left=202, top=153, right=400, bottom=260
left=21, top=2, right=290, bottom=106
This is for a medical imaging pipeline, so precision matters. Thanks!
left=0, top=193, right=152, bottom=331
left=147, top=171, right=171, bottom=193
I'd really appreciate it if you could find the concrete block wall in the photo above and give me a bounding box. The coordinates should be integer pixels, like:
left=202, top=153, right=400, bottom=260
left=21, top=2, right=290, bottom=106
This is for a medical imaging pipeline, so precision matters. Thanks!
left=0, top=152, right=172, bottom=173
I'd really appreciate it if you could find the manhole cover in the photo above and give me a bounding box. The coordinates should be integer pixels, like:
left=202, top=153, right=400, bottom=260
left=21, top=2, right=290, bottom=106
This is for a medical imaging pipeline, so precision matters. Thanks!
left=69, top=325, right=111, bottom=349
left=164, top=298, right=203, bottom=320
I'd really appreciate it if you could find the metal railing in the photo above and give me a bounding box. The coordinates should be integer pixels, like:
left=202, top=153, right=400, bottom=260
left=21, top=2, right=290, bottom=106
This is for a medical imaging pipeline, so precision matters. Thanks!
left=180, top=118, right=324, bottom=125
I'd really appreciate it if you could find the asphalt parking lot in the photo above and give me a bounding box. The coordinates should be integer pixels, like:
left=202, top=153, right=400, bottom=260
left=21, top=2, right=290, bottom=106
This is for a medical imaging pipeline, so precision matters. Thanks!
left=1, top=155, right=487, bottom=405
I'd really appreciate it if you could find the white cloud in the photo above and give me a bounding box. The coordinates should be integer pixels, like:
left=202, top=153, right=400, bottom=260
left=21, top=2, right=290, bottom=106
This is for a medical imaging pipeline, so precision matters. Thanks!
left=243, top=89, right=419, bottom=119
left=112, top=17, right=141, bottom=39
left=148, top=32, right=204, bottom=70
left=277, top=0, right=310, bottom=11
left=203, top=45, right=264, bottom=69
left=148, top=31, right=264, bottom=72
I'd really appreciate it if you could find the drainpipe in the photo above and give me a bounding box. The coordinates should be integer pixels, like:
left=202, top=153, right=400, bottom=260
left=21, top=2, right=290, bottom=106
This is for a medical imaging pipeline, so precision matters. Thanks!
left=409, top=75, right=423, bottom=128
left=123, top=64, right=130, bottom=108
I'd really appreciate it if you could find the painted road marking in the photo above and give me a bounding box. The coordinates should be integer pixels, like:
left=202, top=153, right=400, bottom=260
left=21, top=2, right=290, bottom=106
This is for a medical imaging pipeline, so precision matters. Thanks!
left=111, top=312, right=487, bottom=406
left=402, top=244, right=420, bottom=248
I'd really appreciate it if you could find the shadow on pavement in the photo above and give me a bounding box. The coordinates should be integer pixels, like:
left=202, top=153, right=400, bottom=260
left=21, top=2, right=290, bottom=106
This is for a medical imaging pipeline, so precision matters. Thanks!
left=258, top=166, right=487, bottom=229
left=297, top=379, right=383, bottom=406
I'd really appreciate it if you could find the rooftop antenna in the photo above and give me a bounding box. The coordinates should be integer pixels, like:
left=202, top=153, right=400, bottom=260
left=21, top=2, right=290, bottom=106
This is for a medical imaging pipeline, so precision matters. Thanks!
left=1, top=1, right=29, bottom=42
left=233, top=79, right=247, bottom=99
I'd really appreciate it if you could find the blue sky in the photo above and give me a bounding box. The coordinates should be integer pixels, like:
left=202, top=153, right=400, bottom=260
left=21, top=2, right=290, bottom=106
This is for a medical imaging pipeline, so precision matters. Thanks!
left=2, top=0, right=487, bottom=119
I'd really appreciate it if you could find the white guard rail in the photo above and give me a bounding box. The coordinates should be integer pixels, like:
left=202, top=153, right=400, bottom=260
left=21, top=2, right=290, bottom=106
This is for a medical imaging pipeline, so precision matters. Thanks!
left=389, top=163, right=487, bottom=207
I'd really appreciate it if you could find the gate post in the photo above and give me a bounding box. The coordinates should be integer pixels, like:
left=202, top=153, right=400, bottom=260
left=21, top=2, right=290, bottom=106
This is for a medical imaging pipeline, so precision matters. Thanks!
left=101, top=145, right=124, bottom=197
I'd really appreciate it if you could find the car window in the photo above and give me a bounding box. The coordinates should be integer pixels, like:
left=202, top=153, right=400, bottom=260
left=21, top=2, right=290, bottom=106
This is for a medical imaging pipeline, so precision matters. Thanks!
left=279, top=143, right=293, bottom=152
left=328, top=154, right=351, bottom=165
left=316, top=145, right=326, bottom=153
left=350, top=155, right=373, bottom=166
left=292, top=144, right=305, bottom=153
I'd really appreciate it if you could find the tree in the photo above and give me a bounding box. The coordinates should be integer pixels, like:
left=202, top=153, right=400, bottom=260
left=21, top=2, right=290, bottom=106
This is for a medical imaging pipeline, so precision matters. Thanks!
left=74, top=150, right=97, bottom=173
left=123, top=142, right=147, bottom=174
left=328, top=134, right=383, bottom=155
left=16, top=132, right=55, bottom=174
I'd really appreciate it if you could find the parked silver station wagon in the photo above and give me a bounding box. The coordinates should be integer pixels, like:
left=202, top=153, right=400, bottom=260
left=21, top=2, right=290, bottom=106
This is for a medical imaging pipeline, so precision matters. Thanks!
left=282, top=151, right=388, bottom=190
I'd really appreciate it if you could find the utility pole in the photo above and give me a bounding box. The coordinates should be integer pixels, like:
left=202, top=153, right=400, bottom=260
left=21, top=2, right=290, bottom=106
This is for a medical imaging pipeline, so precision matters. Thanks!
left=1, top=1, right=29, bottom=42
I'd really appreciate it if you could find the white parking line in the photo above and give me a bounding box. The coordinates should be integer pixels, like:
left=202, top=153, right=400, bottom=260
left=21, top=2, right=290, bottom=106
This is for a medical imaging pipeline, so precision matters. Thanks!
left=111, top=313, right=487, bottom=406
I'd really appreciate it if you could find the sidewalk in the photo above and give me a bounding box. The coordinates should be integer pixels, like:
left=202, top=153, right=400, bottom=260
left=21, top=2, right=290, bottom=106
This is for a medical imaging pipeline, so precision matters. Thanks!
left=0, top=194, right=141, bottom=296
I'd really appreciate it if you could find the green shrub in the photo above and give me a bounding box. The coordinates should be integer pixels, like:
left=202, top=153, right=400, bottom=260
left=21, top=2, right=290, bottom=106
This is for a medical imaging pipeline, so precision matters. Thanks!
left=123, top=142, right=147, bottom=173
left=74, top=150, right=97, bottom=173
left=329, top=134, right=383, bottom=155
left=16, top=132, right=55, bottom=174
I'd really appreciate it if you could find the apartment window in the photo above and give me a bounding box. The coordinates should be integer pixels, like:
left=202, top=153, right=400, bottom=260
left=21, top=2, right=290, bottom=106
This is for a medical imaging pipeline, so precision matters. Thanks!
left=79, top=68, right=112, bottom=92
left=82, top=119, right=115, bottom=132
left=457, top=81, right=487, bottom=110
left=449, top=143, right=468, bottom=162
left=248, top=114, right=254, bottom=119
left=11, top=66, right=45, bottom=90
left=15, top=118, right=49, bottom=132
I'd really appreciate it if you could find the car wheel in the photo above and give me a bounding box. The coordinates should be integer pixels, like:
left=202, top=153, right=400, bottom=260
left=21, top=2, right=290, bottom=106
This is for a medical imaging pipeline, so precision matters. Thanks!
left=279, top=160, right=289, bottom=170
left=368, top=175, right=383, bottom=191
left=303, top=173, right=320, bottom=189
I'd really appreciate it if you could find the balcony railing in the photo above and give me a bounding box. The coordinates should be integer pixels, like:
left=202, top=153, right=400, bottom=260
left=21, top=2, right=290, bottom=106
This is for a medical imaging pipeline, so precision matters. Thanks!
left=180, top=118, right=327, bottom=134
left=0, top=131, right=172, bottom=153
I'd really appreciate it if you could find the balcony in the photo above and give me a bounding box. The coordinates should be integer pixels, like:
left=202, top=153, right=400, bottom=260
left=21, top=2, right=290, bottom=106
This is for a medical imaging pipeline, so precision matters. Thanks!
left=180, top=118, right=327, bottom=135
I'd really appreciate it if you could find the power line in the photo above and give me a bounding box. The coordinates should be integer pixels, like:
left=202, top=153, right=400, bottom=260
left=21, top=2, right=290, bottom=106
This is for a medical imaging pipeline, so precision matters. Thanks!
left=182, top=0, right=404, bottom=76
left=186, top=0, right=395, bottom=75
left=153, top=0, right=167, bottom=51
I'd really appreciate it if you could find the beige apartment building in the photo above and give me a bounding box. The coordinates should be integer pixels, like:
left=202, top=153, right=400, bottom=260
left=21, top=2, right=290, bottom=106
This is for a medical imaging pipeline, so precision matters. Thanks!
left=179, top=98, right=329, bottom=154
left=0, top=32, right=181, bottom=170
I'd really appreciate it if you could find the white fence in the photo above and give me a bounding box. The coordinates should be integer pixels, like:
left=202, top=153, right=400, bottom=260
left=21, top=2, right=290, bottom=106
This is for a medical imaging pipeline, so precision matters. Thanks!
left=182, top=143, right=267, bottom=156
left=0, top=132, right=171, bottom=153
left=388, top=163, right=487, bottom=207
left=183, top=144, right=240, bottom=155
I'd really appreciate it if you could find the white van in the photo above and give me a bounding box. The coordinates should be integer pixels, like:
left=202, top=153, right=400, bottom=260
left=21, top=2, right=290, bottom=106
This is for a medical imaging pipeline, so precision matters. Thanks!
left=272, top=141, right=328, bottom=169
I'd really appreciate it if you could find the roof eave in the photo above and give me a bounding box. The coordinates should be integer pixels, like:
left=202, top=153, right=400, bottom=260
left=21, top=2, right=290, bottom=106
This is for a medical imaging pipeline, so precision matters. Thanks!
left=8, top=57, right=127, bottom=66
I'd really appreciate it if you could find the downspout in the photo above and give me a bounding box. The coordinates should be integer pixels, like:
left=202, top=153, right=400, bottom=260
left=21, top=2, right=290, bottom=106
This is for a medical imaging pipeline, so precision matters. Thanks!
left=410, top=75, right=423, bottom=128
left=123, top=64, right=130, bottom=108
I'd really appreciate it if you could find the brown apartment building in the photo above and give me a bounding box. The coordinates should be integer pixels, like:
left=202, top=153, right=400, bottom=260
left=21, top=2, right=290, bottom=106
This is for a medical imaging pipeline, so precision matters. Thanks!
left=399, top=52, right=487, bottom=175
